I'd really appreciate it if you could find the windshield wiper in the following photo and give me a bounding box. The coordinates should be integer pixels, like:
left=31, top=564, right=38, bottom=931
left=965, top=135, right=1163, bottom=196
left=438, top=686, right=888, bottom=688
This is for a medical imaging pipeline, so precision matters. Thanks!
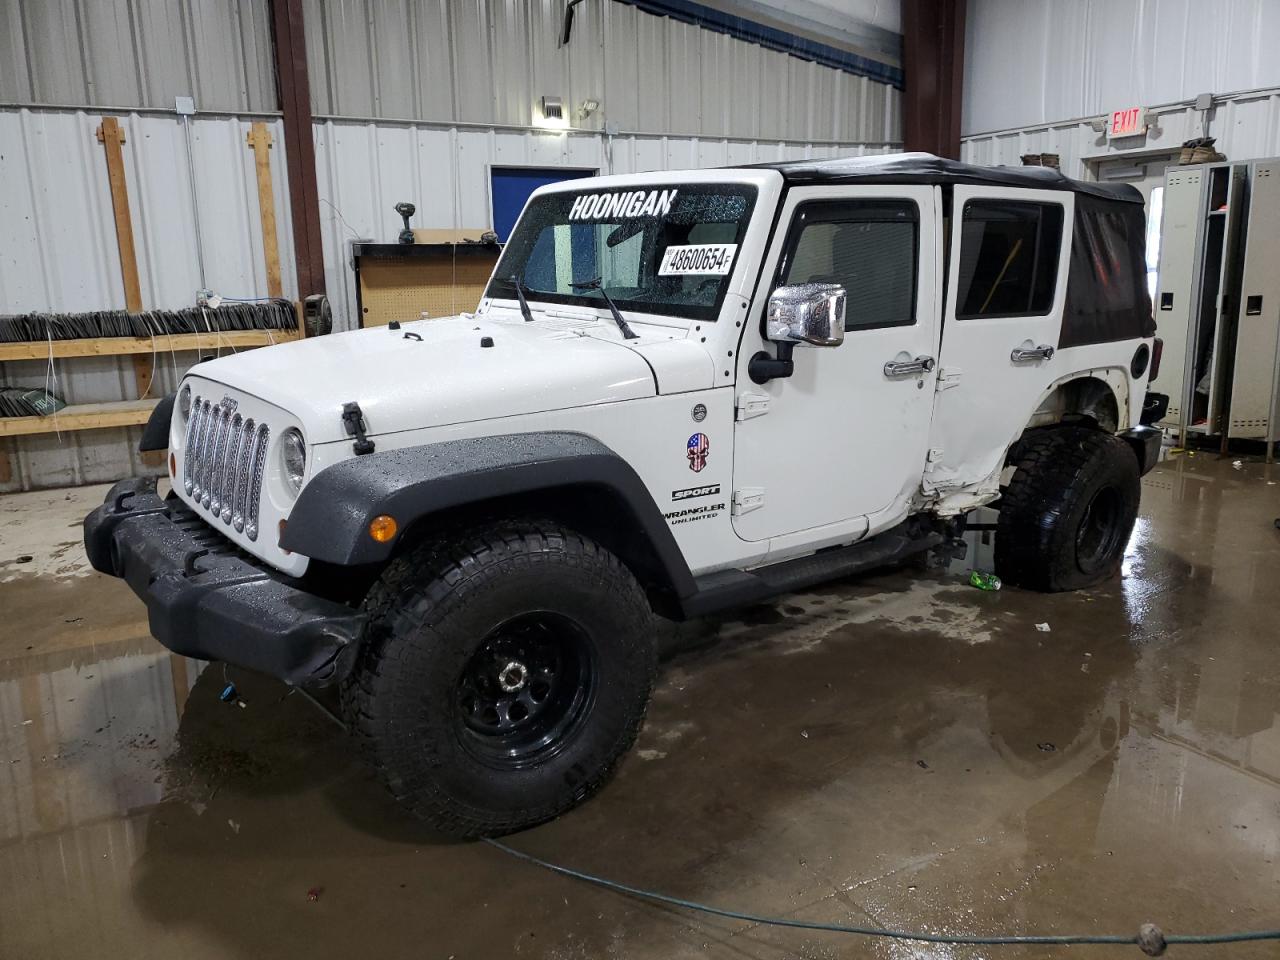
left=509, top=275, right=534, bottom=323
left=570, top=277, right=638, bottom=339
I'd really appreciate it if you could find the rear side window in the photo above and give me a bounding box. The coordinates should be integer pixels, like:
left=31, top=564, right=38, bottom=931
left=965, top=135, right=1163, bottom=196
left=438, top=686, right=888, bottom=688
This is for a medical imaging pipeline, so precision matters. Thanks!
left=956, top=201, right=1064, bottom=318
left=777, top=199, right=918, bottom=331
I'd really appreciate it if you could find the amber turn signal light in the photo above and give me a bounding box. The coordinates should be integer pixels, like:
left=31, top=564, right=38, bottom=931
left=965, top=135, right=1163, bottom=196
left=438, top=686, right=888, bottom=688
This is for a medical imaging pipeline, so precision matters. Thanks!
left=169, top=452, right=176, bottom=477
left=369, top=515, right=398, bottom=543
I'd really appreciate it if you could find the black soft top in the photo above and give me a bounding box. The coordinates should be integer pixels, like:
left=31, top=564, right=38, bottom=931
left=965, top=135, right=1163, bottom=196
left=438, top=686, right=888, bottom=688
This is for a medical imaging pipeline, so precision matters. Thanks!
left=745, top=152, right=1154, bottom=349
left=746, top=152, right=1143, bottom=205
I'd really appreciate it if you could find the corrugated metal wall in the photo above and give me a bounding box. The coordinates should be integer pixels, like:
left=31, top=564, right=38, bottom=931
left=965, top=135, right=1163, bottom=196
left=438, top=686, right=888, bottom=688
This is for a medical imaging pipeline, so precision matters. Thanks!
left=304, top=0, right=900, bottom=142
left=961, top=89, right=1280, bottom=178
left=1, top=0, right=901, bottom=142
left=0, top=0, right=277, bottom=113
left=0, top=110, right=295, bottom=314
left=0, top=1, right=902, bottom=492
left=0, top=109, right=295, bottom=492
left=963, top=0, right=1280, bottom=137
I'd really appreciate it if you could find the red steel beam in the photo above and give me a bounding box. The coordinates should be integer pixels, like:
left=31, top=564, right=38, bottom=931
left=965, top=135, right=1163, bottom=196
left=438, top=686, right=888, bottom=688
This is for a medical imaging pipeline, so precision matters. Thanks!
left=270, top=0, right=326, bottom=298
left=902, top=0, right=966, bottom=159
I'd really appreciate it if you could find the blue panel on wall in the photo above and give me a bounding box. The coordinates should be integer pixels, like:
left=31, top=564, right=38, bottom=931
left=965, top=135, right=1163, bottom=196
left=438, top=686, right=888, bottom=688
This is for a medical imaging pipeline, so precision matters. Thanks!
left=492, top=167, right=596, bottom=242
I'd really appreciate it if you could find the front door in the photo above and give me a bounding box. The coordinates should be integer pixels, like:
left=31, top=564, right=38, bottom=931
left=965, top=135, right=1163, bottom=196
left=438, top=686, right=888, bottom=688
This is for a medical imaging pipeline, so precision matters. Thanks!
left=927, top=186, right=1073, bottom=496
left=731, top=185, right=940, bottom=545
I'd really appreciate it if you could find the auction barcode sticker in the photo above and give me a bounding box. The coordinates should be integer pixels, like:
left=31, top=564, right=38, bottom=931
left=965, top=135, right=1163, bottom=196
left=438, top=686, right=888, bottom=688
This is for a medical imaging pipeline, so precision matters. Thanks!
left=658, top=244, right=738, bottom=276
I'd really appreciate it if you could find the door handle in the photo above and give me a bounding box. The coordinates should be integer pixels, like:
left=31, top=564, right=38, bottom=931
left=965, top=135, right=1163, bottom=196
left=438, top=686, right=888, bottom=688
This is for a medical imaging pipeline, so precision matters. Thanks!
left=1011, top=344, right=1055, bottom=363
left=883, top=355, right=936, bottom=378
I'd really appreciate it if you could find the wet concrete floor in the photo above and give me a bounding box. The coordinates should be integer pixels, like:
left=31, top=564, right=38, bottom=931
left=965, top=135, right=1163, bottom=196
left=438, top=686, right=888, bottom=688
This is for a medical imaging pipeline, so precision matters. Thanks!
left=1, top=455, right=1279, bottom=959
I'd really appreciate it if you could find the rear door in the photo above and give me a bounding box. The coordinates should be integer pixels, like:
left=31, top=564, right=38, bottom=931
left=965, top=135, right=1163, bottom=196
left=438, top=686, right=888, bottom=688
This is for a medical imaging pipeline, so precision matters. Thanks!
left=927, top=187, right=1073, bottom=495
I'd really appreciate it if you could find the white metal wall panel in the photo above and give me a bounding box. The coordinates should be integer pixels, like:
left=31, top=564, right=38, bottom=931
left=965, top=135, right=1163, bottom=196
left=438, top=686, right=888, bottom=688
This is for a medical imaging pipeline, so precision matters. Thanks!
left=0, top=110, right=295, bottom=314
left=2, top=0, right=901, bottom=142
left=0, top=0, right=276, bottom=113
left=965, top=0, right=1280, bottom=136
left=304, top=0, right=901, bottom=143
left=961, top=93, right=1280, bottom=180
left=0, top=109, right=295, bottom=492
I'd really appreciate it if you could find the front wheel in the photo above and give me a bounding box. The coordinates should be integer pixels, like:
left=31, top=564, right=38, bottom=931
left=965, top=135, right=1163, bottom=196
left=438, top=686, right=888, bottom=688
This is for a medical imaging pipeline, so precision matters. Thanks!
left=994, top=427, right=1141, bottom=591
left=341, top=519, right=657, bottom=837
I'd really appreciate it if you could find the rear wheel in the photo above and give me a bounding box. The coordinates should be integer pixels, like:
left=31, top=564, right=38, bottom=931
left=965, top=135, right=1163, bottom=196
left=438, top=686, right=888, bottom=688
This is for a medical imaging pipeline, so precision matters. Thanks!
left=341, top=519, right=657, bottom=837
left=994, top=426, right=1140, bottom=591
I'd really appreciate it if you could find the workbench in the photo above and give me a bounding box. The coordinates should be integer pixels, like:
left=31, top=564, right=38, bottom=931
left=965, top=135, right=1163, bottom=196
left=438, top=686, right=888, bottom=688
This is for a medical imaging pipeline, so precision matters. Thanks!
left=352, top=242, right=502, bottom=327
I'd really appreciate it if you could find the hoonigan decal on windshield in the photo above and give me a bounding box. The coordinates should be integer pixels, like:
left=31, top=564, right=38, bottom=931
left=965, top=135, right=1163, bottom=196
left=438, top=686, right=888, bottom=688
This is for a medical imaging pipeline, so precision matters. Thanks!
left=567, top=189, right=678, bottom=221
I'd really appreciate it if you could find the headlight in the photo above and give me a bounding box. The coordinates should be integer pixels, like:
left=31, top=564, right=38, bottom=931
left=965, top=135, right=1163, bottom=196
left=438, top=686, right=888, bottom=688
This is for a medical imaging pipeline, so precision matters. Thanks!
left=178, top=385, right=192, bottom=422
left=280, top=428, right=306, bottom=494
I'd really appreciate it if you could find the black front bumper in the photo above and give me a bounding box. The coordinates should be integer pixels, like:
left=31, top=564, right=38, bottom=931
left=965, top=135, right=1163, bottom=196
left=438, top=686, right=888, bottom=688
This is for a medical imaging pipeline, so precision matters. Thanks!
left=84, top=478, right=365, bottom=685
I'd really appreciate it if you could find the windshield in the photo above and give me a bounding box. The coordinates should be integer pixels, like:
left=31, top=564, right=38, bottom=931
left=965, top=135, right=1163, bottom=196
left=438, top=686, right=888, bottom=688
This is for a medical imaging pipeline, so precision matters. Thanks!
left=487, top=183, right=758, bottom=322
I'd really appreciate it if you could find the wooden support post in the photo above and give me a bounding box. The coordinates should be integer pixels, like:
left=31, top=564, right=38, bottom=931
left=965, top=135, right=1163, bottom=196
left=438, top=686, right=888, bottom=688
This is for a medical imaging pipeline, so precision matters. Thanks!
left=270, top=0, right=326, bottom=299
left=95, top=117, right=144, bottom=313
left=132, top=353, right=165, bottom=465
left=246, top=122, right=284, bottom=298
left=131, top=353, right=154, bottom=399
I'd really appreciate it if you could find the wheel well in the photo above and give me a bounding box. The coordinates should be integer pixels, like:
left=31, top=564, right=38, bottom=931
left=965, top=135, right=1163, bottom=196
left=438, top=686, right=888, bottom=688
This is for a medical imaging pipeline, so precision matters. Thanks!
left=391, top=485, right=685, bottom=618
left=1026, top=376, right=1121, bottom=434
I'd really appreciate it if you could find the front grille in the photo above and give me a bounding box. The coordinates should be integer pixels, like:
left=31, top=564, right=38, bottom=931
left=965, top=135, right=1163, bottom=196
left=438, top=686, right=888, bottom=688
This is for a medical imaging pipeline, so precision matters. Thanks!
left=182, top=394, right=269, bottom=541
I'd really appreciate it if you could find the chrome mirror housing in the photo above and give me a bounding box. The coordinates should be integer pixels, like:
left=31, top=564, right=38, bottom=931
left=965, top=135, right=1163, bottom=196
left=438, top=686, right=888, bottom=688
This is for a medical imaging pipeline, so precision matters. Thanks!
left=765, top=283, right=846, bottom=347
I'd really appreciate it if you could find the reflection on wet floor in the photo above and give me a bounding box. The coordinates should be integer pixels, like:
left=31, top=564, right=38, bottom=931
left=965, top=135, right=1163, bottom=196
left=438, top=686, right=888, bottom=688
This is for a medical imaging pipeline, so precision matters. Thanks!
left=1, top=457, right=1278, bottom=959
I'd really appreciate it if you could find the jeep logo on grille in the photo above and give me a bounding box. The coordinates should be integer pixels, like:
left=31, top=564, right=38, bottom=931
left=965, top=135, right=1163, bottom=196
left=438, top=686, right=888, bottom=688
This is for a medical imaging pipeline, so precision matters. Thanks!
left=220, top=395, right=239, bottom=412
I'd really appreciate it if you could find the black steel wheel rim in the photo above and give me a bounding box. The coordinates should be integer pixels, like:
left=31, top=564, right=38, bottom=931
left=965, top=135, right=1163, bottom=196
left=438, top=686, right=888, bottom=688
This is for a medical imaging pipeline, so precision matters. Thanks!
left=1076, top=485, right=1124, bottom=573
left=455, top=612, right=596, bottom=768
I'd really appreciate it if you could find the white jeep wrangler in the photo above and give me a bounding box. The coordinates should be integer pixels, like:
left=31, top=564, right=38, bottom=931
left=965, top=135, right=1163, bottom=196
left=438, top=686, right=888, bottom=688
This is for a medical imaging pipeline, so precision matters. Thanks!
left=85, top=154, right=1162, bottom=836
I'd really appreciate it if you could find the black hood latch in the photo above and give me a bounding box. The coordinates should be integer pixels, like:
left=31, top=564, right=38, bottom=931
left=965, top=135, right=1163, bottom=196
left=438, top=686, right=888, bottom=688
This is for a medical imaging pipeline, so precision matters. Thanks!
left=341, top=401, right=375, bottom=456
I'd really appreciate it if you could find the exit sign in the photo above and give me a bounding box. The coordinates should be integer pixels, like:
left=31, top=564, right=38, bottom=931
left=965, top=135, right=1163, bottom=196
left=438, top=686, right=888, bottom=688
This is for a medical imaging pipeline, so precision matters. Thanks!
left=1109, top=106, right=1146, bottom=138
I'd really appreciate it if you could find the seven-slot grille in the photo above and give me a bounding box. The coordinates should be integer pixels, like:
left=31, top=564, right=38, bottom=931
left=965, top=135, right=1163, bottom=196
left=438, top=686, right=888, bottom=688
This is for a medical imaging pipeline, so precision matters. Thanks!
left=182, top=395, right=270, bottom=541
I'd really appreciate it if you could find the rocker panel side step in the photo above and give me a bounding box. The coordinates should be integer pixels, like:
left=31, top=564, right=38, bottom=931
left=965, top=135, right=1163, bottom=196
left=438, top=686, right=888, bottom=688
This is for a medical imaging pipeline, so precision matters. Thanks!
left=681, top=522, right=943, bottom=618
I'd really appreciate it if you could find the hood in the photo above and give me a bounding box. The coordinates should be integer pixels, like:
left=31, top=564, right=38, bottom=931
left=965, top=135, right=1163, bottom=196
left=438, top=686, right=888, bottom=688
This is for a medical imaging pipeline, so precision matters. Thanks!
left=192, top=314, right=663, bottom=443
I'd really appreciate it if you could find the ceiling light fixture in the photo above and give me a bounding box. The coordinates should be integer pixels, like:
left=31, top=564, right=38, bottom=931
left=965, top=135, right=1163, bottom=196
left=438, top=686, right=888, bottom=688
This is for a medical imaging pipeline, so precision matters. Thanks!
left=538, top=96, right=567, bottom=130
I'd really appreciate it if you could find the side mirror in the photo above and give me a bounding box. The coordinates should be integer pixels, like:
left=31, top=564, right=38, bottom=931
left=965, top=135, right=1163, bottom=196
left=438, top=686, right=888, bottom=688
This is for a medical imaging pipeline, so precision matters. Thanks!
left=749, top=283, right=848, bottom=385
left=766, top=283, right=846, bottom=347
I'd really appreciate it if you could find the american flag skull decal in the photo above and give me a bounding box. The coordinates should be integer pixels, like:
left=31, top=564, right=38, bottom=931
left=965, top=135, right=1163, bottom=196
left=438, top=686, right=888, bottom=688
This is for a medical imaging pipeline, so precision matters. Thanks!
left=687, top=432, right=709, bottom=472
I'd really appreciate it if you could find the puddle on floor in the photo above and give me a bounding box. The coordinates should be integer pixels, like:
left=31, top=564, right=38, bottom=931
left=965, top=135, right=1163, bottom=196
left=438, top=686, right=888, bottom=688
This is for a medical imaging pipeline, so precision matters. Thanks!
left=1, top=456, right=1278, bottom=958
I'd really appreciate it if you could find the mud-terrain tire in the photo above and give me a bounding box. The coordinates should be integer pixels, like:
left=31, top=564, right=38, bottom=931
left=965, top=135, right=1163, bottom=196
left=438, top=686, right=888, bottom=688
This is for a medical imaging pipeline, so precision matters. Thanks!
left=994, top=427, right=1140, bottom=592
left=341, top=519, right=657, bottom=837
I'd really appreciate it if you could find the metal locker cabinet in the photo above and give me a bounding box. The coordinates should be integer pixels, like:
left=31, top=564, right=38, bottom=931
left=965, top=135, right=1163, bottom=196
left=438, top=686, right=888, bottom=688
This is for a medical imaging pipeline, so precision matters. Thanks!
left=1228, top=159, right=1280, bottom=440
left=1152, top=167, right=1206, bottom=428
left=1185, top=163, right=1248, bottom=438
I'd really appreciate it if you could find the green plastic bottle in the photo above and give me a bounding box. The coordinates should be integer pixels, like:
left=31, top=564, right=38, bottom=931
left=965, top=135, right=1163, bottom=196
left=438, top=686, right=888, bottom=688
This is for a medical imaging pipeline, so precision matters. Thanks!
left=969, top=570, right=1002, bottom=591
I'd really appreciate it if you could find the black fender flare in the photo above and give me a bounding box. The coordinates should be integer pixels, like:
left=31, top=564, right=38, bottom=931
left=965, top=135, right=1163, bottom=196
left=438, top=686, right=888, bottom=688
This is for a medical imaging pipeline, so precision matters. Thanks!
left=280, top=431, right=696, bottom=598
left=139, top=394, right=176, bottom=452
